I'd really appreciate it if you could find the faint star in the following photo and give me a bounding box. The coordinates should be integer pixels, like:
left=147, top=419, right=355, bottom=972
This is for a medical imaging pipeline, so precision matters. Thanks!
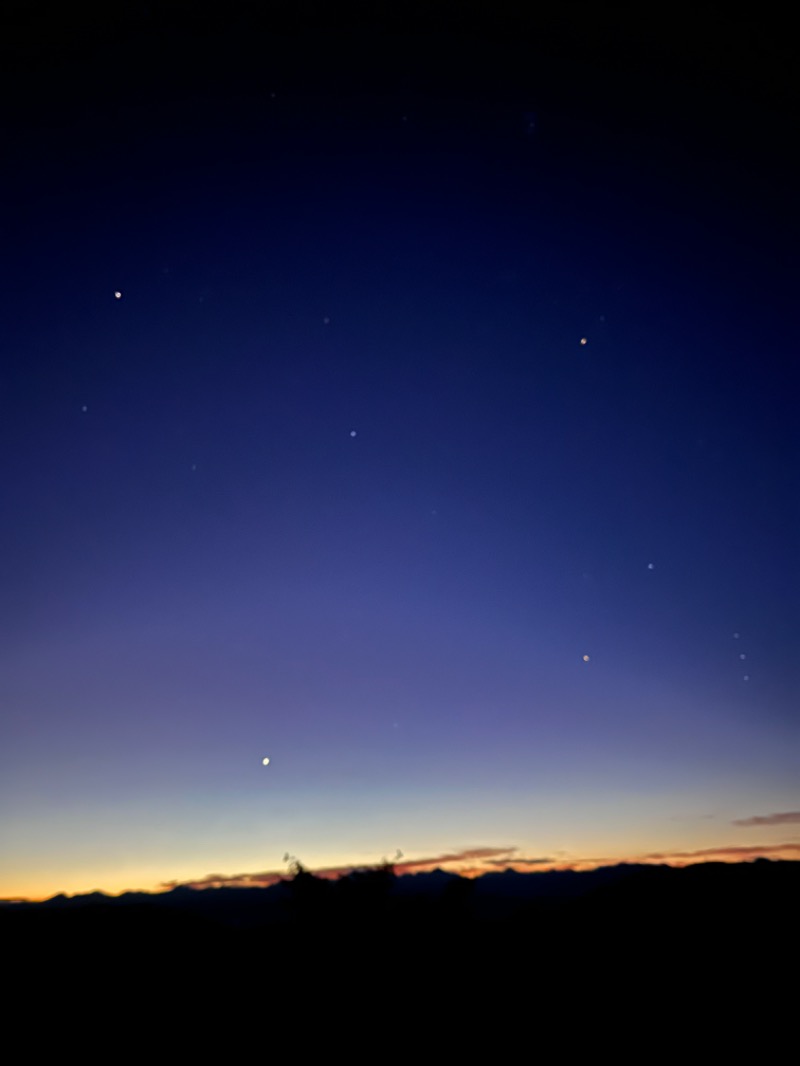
left=733, top=632, right=740, bottom=638
left=743, top=675, right=750, bottom=681
left=350, top=430, right=357, bottom=437
left=81, top=405, right=88, bottom=412
left=739, top=653, right=746, bottom=660
left=323, top=316, right=330, bottom=324
left=647, top=562, right=655, bottom=570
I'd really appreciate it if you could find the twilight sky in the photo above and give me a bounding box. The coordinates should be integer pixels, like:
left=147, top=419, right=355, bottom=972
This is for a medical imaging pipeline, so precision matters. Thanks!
left=1, top=6, right=797, bottom=899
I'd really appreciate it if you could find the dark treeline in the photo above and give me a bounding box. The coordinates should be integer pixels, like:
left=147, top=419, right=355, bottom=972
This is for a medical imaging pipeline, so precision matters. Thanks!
left=4, top=860, right=795, bottom=1044
left=4, top=859, right=796, bottom=971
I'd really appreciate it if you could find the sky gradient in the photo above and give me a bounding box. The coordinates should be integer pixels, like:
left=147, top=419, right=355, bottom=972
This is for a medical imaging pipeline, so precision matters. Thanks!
left=1, top=6, right=797, bottom=899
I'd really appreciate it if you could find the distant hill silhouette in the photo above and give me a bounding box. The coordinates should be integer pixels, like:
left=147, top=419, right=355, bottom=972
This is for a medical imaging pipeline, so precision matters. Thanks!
left=4, top=859, right=797, bottom=957
left=4, top=859, right=795, bottom=1046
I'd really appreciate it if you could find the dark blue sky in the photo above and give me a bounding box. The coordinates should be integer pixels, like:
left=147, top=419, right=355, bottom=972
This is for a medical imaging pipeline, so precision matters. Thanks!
left=1, top=5, right=797, bottom=897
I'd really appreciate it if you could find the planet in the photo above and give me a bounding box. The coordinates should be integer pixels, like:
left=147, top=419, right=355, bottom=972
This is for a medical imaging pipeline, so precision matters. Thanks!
left=262, top=757, right=270, bottom=766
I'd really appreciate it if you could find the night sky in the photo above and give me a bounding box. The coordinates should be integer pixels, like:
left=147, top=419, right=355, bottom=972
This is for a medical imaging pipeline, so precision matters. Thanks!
left=1, top=6, right=797, bottom=899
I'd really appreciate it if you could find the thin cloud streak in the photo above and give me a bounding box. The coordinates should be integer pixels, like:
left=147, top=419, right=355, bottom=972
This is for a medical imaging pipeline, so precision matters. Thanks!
left=160, top=846, right=519, bottom=891
left=644, top=843, right=800, bottom=863
left=732, top=811, right=800, bottom=827
left=572, top=842, right=800, bottom=869
left=485, top=857, right=554, bottom=867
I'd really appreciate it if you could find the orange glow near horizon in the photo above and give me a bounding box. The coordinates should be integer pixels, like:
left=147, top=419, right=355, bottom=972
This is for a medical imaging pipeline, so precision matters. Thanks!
left=5, top=842, right=800, bottom=903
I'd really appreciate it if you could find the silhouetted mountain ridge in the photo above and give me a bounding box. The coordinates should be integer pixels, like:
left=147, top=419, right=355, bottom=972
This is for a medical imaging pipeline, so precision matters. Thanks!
left=4, top=859, right=797, bottom=924
left=4, top=859, right=795, bottom=1027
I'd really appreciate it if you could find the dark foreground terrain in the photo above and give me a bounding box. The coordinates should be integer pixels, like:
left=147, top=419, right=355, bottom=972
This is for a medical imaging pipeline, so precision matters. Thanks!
left=4, top=860, right=796, bottom=1045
